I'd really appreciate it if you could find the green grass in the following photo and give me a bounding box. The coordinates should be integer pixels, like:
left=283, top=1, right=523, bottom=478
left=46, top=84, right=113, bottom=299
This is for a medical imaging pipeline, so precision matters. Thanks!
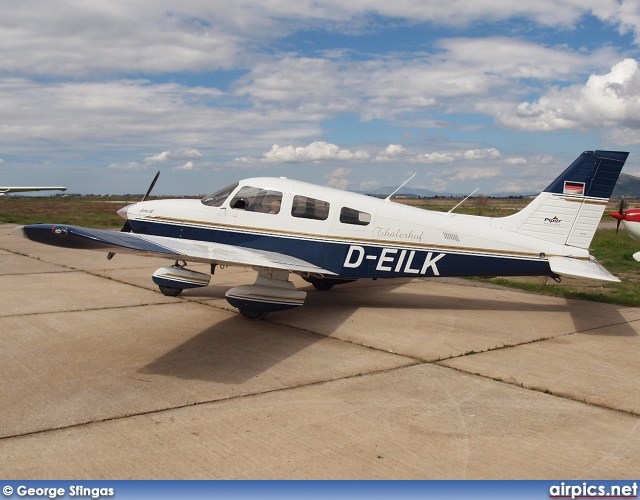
left=475, top=229, right=640, bottom=307
left=0, top=196, right=132, bottom=228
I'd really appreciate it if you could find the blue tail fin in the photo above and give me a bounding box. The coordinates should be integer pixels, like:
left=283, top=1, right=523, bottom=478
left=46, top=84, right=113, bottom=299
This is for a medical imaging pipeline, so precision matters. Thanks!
left=544, top=150, right=628, bottom=199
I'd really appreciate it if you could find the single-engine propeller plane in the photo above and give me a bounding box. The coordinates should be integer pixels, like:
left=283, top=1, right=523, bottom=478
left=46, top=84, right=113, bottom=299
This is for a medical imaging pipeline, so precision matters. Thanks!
left=13, top=150, right=628, bottom=319
left=609, top=198, right=640, bottom=261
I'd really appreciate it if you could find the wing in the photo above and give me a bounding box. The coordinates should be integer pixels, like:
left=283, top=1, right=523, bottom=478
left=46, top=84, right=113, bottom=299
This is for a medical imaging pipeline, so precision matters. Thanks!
left=12, top=224, right=336, bottom=276
left=0, top=187, right=67, bottom=195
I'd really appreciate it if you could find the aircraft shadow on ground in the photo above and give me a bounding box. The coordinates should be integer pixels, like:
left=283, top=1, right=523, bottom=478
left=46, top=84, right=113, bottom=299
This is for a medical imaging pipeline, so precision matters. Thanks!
left=141, top=278, right=636, bottom=384
left=139, top=315, right=327, bottom=384
left=290, top=279, right=638, bottom=338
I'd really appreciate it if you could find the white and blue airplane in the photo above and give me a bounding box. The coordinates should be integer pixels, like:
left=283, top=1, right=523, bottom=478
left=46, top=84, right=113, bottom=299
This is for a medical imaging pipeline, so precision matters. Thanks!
left=13, top=150, right=628, bottom=319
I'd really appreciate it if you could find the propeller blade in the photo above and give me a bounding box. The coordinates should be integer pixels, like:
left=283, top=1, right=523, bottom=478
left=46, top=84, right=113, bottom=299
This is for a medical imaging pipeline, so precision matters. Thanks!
left=616, top=219, right=621, bottom=234
left=107, top=172, right=159, bottom=260
left=142, top=171, right=160, bottom=202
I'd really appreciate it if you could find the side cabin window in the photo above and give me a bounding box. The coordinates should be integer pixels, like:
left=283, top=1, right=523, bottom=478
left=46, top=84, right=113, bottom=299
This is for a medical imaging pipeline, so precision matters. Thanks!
left=291, top=195, right=330, bottom=221
left=340, top=207, right=371, bottom=226
left=201, top=183, right=238, bottom=207
left=229, top=186, right=283, bottom=214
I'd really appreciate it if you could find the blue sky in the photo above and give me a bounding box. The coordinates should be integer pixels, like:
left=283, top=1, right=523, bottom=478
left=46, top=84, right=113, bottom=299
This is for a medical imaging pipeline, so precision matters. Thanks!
left=1, top=1, right=640, bottom=195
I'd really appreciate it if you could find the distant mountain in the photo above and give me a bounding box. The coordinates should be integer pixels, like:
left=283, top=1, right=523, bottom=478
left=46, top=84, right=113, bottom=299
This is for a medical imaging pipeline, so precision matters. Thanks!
left=612, top=173, right=640, bottom=198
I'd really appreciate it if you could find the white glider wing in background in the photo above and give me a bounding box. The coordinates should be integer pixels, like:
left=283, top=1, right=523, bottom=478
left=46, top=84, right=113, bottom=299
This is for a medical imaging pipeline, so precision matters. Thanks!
left=0, top=187, right=67, bottom=195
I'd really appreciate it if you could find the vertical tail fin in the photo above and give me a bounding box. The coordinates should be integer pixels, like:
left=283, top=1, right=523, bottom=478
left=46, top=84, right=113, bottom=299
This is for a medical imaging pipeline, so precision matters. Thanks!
left=491, top=151, right=628, bottom=249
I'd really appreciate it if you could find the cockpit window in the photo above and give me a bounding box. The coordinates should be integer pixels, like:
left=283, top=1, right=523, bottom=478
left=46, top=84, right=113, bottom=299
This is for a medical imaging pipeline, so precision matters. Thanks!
left=291, top=195, right=330, bottom=221
left=229, top=186, right=283, bottom=214
left=340, top=207, right=371, bottom=226
left=201, top=183, right=238, bottom=207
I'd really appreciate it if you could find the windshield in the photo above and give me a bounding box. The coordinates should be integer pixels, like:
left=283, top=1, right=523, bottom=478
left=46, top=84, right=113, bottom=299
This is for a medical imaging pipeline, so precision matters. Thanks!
left=201, top=183, right=239, bottom=207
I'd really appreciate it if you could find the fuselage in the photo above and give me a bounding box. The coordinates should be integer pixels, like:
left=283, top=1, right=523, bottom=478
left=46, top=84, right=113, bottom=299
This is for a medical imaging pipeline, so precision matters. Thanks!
left=118, top=177, right=587, bottom=280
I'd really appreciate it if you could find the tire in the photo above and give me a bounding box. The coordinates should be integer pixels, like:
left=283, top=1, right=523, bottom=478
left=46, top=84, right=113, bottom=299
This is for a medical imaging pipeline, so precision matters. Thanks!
left=303, top=277, right=335, bottom=291
left=159, top=285, right=183, bottom=297
left=239, top=309, right=268, bottom=320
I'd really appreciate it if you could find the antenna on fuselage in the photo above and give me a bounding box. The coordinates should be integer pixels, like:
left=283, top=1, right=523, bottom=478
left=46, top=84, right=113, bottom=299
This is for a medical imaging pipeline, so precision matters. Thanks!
left=447, top=188, right=479, bottom=214
left=384, top=173, right=416, bottom=201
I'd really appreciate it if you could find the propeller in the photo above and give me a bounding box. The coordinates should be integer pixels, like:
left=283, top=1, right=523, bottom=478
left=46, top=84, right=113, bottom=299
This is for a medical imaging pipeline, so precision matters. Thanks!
left=616, top=198, right=624, bottom=233
left=108, top=171, right=160, bottom=260
left=611, top=197, right=627, bottom=234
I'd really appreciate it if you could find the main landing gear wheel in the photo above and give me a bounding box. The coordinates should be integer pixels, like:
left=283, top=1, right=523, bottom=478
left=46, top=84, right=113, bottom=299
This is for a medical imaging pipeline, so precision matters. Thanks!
left=239, top=309, right=268, bottom=320
left=159, top=285, right=183, bottom=297
left=304, top=277, right=335, bottom=291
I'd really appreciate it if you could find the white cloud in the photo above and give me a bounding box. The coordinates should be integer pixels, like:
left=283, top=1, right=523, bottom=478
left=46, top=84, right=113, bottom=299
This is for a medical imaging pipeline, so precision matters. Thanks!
left=496, top=58, right=640, bottom=133
left=144, top=151, right=172, bottom=163
left=493, top=181, right=527, bottom=193
left=107, top=161, right=147, bottom=171
left=503, top=157, right=528, bottom=165
left=452, top=168, right=500, bottom=181
left=374, top=147, right=502, bottom=164
left=426, top=178, right=449, bottom=192
left=359, top=179, right=381, bottom=191
left=2, top=2, right=639, bottom=195
left=173, top=161, right=196, bottom=171
left=5, top=1, right=636, bottom=80
left=325, top=167, right=351, bottom=189
left=0, top=78, right=321, bottom=153
left=260, top=142, right=370, bottom=163
left=416, top=152, right=457, bottom=164
left=145, top=149, right=203, bottom=163
left=374, top=144, right=407, bottom=161
left=458, top=148, right=501, bottom=160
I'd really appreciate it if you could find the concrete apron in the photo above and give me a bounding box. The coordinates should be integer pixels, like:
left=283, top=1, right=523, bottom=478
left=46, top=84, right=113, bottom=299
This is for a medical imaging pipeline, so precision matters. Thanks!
left=1, top=223, right=639, bottom=478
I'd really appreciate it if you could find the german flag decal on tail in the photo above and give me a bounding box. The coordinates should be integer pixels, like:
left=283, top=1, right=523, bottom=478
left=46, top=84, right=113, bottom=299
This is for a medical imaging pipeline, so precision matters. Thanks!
left=563, top=181, right=585, bottom=196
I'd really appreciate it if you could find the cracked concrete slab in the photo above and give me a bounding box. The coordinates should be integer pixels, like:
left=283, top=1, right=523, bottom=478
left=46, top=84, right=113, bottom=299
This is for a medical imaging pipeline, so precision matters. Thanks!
left=439, top=321, right=640, bottom=415
left=1, top=364, right=639, bottom=479
left=1, top=223, right=639, bottom=479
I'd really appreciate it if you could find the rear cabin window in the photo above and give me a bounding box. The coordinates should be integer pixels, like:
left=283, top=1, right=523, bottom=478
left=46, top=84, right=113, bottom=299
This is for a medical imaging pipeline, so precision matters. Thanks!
left=291, top=195, right=330, bottom=221
left=340, top=207, right=371, bottom=226
left=201, top=182, right=239, bottom=207
left=229, top=186, right=283, bottom=214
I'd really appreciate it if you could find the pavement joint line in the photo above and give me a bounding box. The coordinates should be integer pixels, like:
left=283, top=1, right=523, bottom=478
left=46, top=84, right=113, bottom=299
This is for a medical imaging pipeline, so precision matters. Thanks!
left=0, top=270, right=73, bottom=276
left=0, top=360, right=422, bottom=443
left=0, top=300, right=216, bottom=319
left=436, top=362, right=640, bottom=419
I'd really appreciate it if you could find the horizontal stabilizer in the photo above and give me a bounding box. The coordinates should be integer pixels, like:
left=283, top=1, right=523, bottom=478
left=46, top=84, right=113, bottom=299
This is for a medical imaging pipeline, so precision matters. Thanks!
left=548, top=256, right=619, bottom=282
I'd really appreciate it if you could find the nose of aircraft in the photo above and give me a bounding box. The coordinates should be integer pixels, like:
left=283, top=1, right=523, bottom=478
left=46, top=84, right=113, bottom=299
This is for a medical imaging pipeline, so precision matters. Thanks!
left=117, top=203, right=135, bottom=220
left=609, top=211, right=622, bottom=221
